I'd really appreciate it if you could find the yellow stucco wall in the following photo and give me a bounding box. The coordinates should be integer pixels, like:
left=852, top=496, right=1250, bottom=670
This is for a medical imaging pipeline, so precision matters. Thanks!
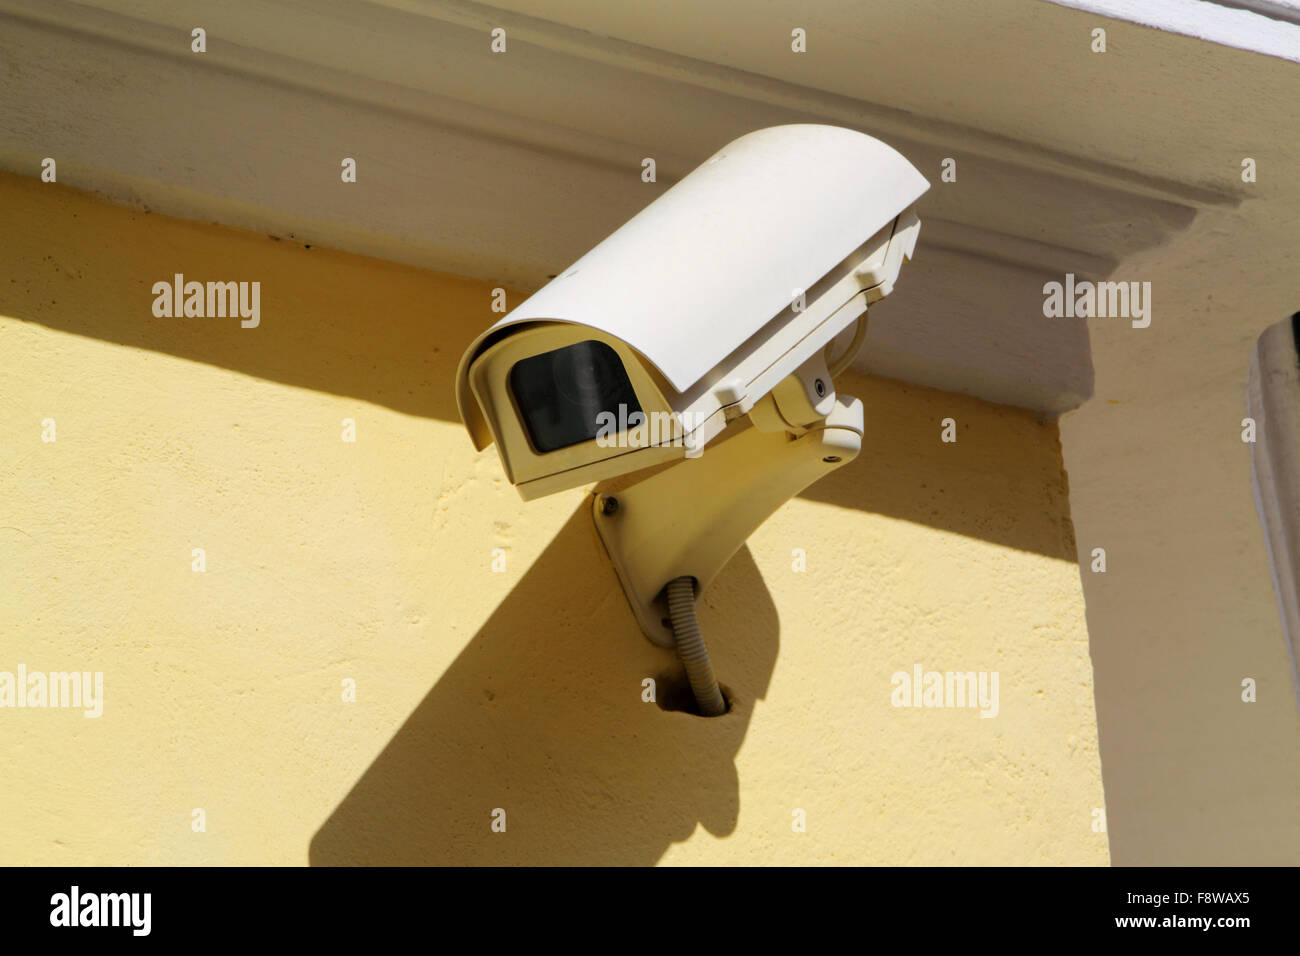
left=0, top=172, right=1107, bottom=865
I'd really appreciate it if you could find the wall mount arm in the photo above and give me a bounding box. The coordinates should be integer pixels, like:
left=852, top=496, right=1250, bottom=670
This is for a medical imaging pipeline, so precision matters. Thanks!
left=592, top=377, right=864, bottom=648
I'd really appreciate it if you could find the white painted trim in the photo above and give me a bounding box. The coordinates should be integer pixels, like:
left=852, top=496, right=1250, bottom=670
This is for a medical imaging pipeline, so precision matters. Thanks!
left=1043, top=0, right=1300, bottom=61
left=1214, top=0, right=1300, bottom=26
left=0, top=0, right=1240, bottom=415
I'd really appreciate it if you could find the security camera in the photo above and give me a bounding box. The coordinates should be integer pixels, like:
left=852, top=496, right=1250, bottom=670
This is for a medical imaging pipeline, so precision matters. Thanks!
left=456, top=124, right=929, bottom=714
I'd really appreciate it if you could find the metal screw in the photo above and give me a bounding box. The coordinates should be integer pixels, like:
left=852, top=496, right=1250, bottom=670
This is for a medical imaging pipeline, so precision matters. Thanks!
left=601, top=495, right=620, bottom=516
left=823, top=455, right=842, bottom=463
left=814, top=378, right=827, bottom=398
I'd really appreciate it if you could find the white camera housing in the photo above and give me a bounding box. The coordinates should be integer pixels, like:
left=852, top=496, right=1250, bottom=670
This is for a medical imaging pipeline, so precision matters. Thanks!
left=456, top=124, right=929, bottom=501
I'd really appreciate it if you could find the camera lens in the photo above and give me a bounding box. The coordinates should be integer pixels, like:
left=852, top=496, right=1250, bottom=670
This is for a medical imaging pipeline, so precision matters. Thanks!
left=554, top=340, right=623, bottom=407
left=509, top=340, right=643, bottom=453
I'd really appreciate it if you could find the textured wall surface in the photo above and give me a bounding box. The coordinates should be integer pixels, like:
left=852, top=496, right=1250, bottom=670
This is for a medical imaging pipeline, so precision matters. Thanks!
left=0, top=173, right=1106, bottom=864
left=1060, top=199, right=1300, bottom=865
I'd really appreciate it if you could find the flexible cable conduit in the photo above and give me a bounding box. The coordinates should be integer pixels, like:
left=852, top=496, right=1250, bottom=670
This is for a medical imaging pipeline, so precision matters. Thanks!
left=666, top=576, right=727, bottom=716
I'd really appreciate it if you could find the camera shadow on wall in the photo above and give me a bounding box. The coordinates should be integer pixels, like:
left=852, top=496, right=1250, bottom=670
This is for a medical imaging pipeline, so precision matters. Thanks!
left=309, top=507, right=779, bottom=866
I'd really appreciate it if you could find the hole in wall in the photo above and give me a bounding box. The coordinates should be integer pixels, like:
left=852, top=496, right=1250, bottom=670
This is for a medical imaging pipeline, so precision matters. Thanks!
left=653, top=669, right=733, bottom=718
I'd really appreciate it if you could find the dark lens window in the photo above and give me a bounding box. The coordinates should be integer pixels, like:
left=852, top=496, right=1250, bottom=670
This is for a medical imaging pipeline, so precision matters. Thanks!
left=508, top=340, right=642, bottom=453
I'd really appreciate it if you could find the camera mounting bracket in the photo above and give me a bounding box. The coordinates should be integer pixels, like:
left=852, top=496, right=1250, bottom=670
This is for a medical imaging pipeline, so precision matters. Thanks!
left=592, top=392, right=864, bottom=647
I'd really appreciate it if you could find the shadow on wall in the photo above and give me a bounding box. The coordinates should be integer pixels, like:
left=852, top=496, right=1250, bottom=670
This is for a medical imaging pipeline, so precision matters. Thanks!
left=808, top=376, right=1078, bottom=561
left=309, top=508, right=779, bottom=865
left=1, top=175, right=1075, bottom=559
left=0, top=173, right=476, bottom=423
left=4, top=173, right=1082, bottom=863
left=308, top=381, right=1077, bottom=864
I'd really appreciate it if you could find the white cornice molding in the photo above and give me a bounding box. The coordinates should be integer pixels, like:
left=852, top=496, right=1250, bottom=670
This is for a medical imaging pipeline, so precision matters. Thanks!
left=1046, top=0, right=1300, bottom=60
left=0, top=0, right=1236, bottom=415
left=2, top=0, right=1241, bottom=210
left=372, top=0, right=1238, bottom=208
